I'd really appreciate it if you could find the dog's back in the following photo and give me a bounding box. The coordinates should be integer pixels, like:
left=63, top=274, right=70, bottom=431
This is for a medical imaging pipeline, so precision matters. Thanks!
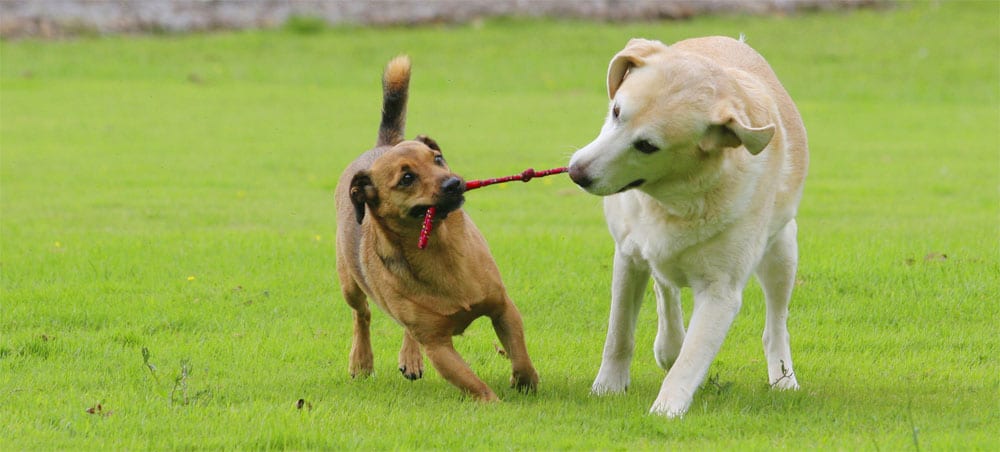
left=674, top=36, right=808, bottom=216
left=335, top=56, right=412, bottom=292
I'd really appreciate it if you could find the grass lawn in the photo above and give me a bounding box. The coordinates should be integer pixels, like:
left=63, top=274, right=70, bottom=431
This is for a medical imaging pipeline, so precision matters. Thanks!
left=2, top=1, right=997, bottom=449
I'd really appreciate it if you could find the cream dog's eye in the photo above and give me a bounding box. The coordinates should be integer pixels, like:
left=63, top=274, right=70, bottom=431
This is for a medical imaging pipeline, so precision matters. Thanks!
left=399, top=172, right=416, bottom=187
left=634, top=139, right=660, bottom=154
left=612, top=104, right=621, bottom=119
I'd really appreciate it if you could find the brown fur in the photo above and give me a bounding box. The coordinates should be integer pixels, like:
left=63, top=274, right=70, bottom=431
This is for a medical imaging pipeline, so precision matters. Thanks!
left=334, top=56, right=538, bottom=401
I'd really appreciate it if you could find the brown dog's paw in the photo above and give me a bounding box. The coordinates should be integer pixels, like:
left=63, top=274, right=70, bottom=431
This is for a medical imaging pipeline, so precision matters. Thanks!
left=510, top=368, right=540, bottom=393
left=350, top=364, right=374, bottom=379
left=471, top=390, right=500, bottom=403
left=398, top=336, right=424, bottom=380
left=349, top=348, right=374, bottom=379
left=398, top=364, right=423, bottom=381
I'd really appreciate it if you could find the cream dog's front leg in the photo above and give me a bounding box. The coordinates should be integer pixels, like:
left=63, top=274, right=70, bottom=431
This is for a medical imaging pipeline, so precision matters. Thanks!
left=649, top=282, right=742, bottom=418
left=591, top=249, right=650, bottom=395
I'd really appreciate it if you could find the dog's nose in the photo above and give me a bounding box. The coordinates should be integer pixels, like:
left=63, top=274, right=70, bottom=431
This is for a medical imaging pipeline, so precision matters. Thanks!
left=569, top=165, right=593, bottom=188
left=441, top=177, right=464, bottom=195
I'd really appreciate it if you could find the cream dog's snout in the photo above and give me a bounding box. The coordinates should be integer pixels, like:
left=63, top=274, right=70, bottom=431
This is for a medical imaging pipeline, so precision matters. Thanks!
left=568, top=161, right=593, bottom=189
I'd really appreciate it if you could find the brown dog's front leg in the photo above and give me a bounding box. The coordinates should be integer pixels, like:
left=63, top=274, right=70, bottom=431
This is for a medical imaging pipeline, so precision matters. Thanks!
left=422, top=338, right=498, bottom=401
left=398, top=330, right=424, bottom=380
left=491, top=301, right=540, bottom=393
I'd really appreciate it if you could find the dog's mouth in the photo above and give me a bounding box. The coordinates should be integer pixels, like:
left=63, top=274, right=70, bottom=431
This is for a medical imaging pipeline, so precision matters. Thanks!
left=408, top=195, right=465, bottom=221
left=616, top=179, right=646, bottom=193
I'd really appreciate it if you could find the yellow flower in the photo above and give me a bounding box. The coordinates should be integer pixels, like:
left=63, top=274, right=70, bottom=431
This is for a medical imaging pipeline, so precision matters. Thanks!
left=187, top=276, right=196, bottom=281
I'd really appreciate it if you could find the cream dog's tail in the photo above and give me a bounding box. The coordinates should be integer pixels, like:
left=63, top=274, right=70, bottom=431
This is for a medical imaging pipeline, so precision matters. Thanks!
left=377, top=55, right=411, bottom=147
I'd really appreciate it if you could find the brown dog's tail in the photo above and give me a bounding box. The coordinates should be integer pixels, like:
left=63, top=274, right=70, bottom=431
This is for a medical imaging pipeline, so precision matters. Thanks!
left=377, top=55, right=411, bottom=147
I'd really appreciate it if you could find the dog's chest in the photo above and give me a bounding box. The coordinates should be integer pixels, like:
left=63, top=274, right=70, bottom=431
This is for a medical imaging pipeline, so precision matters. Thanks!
left=611, top=193, right=728, bottom=251
left=362, top=245, right=502, bottom=318
left=624, top=217, right=718, bottom=268
left=608, top=195, right=743, bottom=287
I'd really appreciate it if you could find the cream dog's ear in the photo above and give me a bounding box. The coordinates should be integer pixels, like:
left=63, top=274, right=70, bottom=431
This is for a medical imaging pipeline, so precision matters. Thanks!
left=607, top=38, right=668, bottom=99
left=349, top=171, right=378, bottom=224
left=699, top=71, right=776, bottom=155
left=699, top=112, right=775, bottom=155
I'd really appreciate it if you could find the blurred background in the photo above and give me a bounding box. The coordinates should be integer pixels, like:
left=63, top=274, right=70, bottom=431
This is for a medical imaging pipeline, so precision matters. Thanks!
left=2, top=0, right=883, bottom=38
left=2, top=1, right=996, bottom=449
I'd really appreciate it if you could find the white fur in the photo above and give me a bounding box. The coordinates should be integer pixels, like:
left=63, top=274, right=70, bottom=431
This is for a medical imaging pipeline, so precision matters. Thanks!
left=569, top=36, right=807, bottom=418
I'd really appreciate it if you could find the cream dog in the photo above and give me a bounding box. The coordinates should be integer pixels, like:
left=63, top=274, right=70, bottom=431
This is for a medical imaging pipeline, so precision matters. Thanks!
left=568, top=36, right=808, bottom=417
left=335, top=56, right=539, bottom=401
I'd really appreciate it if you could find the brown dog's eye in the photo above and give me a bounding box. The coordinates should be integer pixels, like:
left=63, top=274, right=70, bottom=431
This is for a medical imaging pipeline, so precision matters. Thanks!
left=398, top=172, right=416, bottom=187
left=634, top=139, right=659, bottom=154
left=433, top=155, right=445, bottom=166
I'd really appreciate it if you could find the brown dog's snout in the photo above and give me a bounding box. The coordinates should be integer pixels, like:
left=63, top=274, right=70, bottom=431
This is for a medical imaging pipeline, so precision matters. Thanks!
left=433, top=176, right=466, bottom=217
left=441, top=177, right=464, bottom=195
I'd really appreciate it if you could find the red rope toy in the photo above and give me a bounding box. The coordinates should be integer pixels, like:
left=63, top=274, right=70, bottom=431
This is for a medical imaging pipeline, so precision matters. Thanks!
left=418, top=167, right=568, bottom=249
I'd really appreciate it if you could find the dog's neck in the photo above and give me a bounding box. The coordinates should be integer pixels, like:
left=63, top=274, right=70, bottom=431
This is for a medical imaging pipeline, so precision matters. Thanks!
left=640, top=150, right=761, bottom=221
left=365, top=212, right=467, bottom=281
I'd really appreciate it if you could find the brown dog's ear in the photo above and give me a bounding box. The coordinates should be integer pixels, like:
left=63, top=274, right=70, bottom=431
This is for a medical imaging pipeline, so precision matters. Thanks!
left=415, top=134, right=440, bottom=152
left=349, top=171, right=378, bottom=224
left=608, top=38, right=668, bottom=99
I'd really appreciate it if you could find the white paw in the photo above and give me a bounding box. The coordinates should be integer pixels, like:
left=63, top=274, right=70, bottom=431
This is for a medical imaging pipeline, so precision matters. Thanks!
left=591, top=361, right=631, bottom=395
left=770, top=375, right=800, bottom=391
left=769, top=360, right=800, bottom=390
left=653, top=327, right=684, bottom=371
left=653, top=342, right=680, bottom=371
left=649, top=399, right=687, bottom=419
left=591, top=375, right=629, bottom=395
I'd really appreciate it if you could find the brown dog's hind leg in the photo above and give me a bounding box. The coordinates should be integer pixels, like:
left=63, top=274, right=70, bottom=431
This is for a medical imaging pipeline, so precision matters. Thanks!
left=490, top=301, right=540, bottom=393
left=398, top=330, right=424, bottom=380
left=342, top=280, right=374, bottom=378
left=421, top=337, right=498, bottom=401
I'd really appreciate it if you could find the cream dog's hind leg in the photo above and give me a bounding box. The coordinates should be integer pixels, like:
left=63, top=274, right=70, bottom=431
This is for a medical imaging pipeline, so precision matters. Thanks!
left=653, top=280, right=685, bottom=370
left=755, top=220, right=800, bottom=390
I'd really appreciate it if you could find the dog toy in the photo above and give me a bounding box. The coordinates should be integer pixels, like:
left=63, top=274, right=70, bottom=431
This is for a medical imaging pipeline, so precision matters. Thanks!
left=418, top=167, right=568, bottom=249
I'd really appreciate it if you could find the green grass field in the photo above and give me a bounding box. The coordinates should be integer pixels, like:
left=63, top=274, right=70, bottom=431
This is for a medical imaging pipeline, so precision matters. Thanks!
left=2, top=1, right=997, bottom=449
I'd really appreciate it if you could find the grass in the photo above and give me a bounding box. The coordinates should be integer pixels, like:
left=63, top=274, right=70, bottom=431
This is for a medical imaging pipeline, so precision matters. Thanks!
left=2, top=1, right=998, bottom=449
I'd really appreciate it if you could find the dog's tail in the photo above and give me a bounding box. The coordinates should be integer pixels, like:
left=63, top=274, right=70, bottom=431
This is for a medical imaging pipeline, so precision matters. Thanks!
left=377, top=55, right=411, bottom=147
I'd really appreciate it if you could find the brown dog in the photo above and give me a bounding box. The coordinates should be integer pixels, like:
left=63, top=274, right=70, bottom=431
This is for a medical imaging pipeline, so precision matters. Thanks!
left=334, top=56, right=539, bottom=401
